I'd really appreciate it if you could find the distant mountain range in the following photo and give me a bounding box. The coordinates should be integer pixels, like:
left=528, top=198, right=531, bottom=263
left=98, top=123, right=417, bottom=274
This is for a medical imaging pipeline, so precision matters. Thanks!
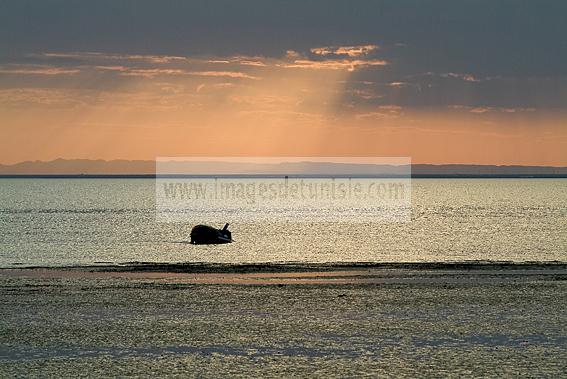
left=1, top=159, right=567, bottom=177
left=0, top=159, right=154, bottom=175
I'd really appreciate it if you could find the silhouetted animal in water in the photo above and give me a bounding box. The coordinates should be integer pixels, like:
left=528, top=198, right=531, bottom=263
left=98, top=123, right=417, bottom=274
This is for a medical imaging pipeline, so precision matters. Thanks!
left=190, top=223, right=232, bottom=244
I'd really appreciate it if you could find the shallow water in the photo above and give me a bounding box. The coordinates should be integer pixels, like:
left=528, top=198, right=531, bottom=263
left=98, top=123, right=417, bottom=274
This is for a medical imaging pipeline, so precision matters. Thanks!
left=0, top=178, right=566, bottom=266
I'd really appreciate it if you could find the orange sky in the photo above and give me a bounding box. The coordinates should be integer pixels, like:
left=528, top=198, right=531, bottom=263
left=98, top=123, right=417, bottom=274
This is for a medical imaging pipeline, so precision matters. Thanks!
left=1, top=50, right=566, bottom=166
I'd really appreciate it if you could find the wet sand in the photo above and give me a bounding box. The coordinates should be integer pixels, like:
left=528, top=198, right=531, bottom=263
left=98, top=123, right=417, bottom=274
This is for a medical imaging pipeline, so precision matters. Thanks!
left=2, top=261, right=567, bottom=285
left=1, top=263, right=567, bottom=377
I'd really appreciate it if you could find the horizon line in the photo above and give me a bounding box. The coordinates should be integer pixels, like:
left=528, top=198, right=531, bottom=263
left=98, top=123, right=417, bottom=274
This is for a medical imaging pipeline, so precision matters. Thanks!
left=1, top=158, right=567, bottom=168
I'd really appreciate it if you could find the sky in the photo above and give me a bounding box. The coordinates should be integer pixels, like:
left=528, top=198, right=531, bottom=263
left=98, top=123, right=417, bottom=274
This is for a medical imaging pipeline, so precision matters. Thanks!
left=1, top=0, right=566, bottom=165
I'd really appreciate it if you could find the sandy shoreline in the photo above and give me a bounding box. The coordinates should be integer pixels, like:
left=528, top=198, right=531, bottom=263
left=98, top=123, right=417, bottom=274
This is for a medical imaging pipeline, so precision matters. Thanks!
left=2, top=262, right=567, bottom=377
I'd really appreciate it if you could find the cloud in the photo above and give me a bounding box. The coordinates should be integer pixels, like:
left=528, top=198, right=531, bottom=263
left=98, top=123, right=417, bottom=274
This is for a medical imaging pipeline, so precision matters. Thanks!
left=449, top=105, right=538, bottom=114
left=388, top=82, right=408, bottom=88
left=195, top=82, right=236, bottom=93
left=212, top=82, right=236, bottom=88
left=310, top=47, right=336, bottom=56
left=281, top=45, right=386, bottom=72
left=422, top=72, right=480, bottom=82
left=0, top=88, right=89, bottom=106
left=229, top=94, right=297, bottom=108
left=119, top=69, right=188, bottom=77
left=501, top=107, right=536, bottom=113
left=442, top=72, right=479, bottom=82
left=94, top=66, right=187, bottom=77
left=280, top=59, right=387, bottom=72
left=208, top=56, right=268, bottom=67
left=354, top=112, right=400, bottom=120
left=354, top=105, right=403, bottom=120
left=236, top=59, right=267, bottom=67
left=92, top=65, right=259, bottom=79
left=34, top=49, right=385, bottom=78
left=94, top=65, right=129, bottom=72
left=378, top=105, right=403, bottom=111
left=348, top=89, right=383, bottom=100
left=0, top=65, right=80, bottom=75
left=469, top=107, right=491, bottom=113
left=285, top=50, right=301, bottom=58
left=311, top=45, right=379, bottom=57
left=187, top=71, right=260, bottom=80
left=41, top=52, right=188, bottom=64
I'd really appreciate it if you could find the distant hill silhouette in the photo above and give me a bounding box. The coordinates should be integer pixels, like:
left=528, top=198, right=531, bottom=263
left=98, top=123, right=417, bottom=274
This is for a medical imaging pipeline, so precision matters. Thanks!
left=1, top=159, right=567, bottom=177
left=0, top=159, right=155, bottom=175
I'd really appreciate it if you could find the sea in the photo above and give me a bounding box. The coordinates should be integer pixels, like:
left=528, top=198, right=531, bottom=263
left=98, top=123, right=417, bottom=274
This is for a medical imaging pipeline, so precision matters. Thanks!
left=1, top=178, right=566, bottom=267
left=2, top=178, right=567, bottom=377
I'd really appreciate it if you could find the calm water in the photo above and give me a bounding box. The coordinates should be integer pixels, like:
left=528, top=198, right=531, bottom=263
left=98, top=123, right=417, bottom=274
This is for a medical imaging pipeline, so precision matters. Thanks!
left=0, top=179, right=566, bottom=267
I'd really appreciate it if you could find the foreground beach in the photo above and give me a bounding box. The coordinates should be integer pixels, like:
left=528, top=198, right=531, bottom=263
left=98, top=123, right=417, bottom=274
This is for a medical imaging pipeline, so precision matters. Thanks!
left=1, top=263, right=566, bottom=377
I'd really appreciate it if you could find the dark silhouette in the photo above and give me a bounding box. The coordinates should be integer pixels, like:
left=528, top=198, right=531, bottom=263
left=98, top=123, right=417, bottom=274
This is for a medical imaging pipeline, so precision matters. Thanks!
left=2, top=159, right=567, bottom=177
left=190, top=223, right=232, bottom=245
